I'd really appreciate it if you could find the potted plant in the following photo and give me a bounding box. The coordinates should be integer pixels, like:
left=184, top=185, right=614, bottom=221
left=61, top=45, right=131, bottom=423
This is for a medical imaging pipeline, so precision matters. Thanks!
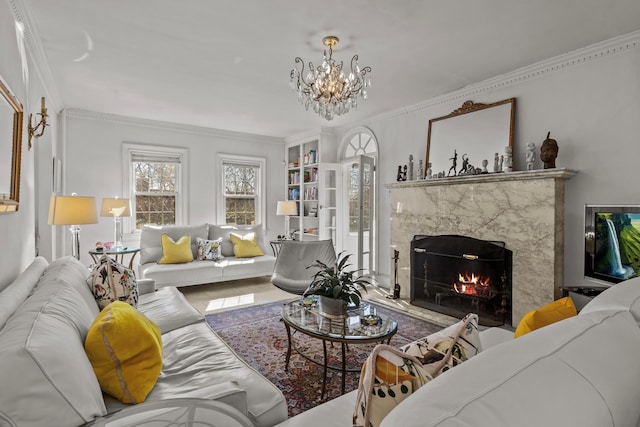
left=303, top=251, right=370, bottom=316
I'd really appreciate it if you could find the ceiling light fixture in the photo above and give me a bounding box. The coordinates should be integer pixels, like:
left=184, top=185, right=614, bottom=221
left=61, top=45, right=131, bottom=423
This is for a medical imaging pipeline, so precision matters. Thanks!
left=290, top=36, right=371, bottom=121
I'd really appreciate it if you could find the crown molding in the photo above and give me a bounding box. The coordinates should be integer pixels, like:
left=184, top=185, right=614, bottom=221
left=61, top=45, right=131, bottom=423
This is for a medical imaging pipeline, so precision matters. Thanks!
left=8, top=0, right=62, bottom=111
left=284, top=126, right=335, bottom=145
left=62, top=108, right=284, bottom=144
left=338, top=30, right=640, bottom=132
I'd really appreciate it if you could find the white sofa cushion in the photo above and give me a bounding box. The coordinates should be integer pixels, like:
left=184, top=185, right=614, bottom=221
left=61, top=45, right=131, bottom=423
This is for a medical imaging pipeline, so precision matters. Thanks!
left=38, top=256, right=100, bottom=317
left=219, top=255, right=276, bottom=279
left=137, top=286, right=204, bottom=333
left=134, top=322, right=287, bottom=427
left=580, top=276, right=640, bottom=324
left=0, top=283, right=106, bottom=426
left=0, top=256, right=48, bottom=330
left=380, top=309, right=640, bottom=427
left=140, top=223, right=209, bottom=264
left=140, top=259, right=224, bottom=287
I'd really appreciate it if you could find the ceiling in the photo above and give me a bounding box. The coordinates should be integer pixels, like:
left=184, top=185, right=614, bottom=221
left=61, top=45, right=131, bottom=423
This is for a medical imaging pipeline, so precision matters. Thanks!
left=18, top=0, right=640, bottom=138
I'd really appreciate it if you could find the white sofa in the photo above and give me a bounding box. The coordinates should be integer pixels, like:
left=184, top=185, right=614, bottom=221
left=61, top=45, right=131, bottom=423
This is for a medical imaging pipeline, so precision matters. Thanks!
left=275, top=277, right=640, bottom=427
left=0, top=256, right=287, bottom=427
left=139, top=224, right=276, bottom=288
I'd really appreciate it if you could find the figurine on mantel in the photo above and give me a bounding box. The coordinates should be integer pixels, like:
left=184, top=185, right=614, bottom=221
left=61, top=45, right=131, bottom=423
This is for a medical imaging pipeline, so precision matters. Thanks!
left=408, top=155, right=414, bottom=180
left=540, top=132, right=559, bottom=169
left=448, top=150, right=458, bottom=177
left=417, top=160, right=424, bottom=180
left=493, top=153, right=500, bottom=173
left=504, top=146, right=513, bottom=172
left=427, top=162, right=432, bottom=179
left=396, top=165, right=404, bottom=182
left=526, top=142, right=536, bottom=170
left=459, top=154, right=470, bottom=175
left=481, top=159, right=489, bottom=174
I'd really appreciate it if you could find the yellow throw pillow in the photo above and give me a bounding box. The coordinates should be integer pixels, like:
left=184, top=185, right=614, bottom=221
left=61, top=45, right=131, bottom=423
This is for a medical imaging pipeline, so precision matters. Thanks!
left=158, top=233, right=193, bottom=264
left=514, top=297, right=577, bottom=338
left=230, top=232, right=264, bottom=258
left=84, top=301, right=162, bottom=404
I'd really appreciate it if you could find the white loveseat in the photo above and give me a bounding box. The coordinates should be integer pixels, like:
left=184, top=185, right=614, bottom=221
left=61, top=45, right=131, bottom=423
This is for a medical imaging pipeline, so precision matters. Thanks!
left=139, top=224, right=276, bottom=288
left=276, top=277, right=640, bottom=427
left=0, top=256, right=287, bottom=427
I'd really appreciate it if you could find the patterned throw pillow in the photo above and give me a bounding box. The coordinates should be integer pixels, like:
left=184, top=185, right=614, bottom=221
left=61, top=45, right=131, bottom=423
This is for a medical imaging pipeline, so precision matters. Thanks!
left=196, top=237, right=224, bottom=261
left=399, top=312, right=482, bottom=377
left=353, top=313, right=481, bottom=427
left=353, top=345, right=432, bottom=427
left=87, top=255, right=138, bottom=310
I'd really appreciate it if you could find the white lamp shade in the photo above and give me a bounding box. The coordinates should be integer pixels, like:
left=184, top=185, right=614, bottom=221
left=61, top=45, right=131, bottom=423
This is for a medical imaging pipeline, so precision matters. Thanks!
left=101, top=198, right=131, bottom=218
left=48, top=195, right=98, bottom=225
left=276, top=200, right=298, bottom=216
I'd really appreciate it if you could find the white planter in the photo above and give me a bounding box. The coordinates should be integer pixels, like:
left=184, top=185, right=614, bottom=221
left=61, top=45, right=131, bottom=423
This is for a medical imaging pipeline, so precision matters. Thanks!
left=318, top=295, right=347, bottom=317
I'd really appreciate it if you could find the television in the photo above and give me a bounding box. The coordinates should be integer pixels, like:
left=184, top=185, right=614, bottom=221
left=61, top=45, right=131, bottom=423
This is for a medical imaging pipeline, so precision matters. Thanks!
left=584, top=205, right=640, bottom=285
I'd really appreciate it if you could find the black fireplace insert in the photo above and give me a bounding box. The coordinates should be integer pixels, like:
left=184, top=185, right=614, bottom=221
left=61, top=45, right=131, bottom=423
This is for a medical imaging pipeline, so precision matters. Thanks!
left=410, top=235, right=512, bottom=326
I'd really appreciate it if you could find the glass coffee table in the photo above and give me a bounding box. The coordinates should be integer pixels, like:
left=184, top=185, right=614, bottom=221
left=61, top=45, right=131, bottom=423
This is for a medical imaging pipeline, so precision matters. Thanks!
left=281, top=298, right=398, bottom=400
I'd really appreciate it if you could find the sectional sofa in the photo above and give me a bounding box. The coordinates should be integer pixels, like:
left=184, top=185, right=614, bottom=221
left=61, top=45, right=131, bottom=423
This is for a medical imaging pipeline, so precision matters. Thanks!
left=275, top=277, right=640, bottom=427
left=0, top=256, right=287, bottom=427
left=139, top=223, right=276, bottom=287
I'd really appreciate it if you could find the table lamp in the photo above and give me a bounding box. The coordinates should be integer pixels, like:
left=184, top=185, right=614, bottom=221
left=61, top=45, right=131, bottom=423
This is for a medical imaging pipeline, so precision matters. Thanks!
left=276, top=200, right=298, bottom=240
left=101, top=197, right=131, bottom=250
left=48, top=193, right=98, bottom=260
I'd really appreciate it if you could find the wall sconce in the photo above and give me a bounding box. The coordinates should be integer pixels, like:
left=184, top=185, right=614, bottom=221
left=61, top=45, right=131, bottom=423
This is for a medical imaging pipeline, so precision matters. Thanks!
left=28, top=97, right=48, bottom=150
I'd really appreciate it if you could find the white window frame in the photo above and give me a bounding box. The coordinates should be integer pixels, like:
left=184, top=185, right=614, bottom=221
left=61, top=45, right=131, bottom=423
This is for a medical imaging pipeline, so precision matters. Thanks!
left=216, top=153, right=266, bottom=226
left=122, top=143, right=189, bottom=235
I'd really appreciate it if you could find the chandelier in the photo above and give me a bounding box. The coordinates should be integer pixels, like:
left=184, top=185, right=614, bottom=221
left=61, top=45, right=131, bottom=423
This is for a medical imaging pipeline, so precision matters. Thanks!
left=290, top=36, right=371, bottom=120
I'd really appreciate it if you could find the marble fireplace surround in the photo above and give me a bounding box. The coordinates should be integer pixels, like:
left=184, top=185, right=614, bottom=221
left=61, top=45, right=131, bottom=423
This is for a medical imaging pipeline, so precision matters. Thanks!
left=386, top=169, right=577, bottom=326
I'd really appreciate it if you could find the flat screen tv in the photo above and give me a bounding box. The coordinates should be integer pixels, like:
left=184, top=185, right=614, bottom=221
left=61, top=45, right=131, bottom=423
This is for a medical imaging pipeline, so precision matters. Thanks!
left=584, top=205, right=640, bottom=285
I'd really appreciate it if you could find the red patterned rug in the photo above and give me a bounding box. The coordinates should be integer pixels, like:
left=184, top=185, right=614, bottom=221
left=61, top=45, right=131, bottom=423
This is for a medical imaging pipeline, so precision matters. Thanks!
left=205, top=300, right=442, bottom=417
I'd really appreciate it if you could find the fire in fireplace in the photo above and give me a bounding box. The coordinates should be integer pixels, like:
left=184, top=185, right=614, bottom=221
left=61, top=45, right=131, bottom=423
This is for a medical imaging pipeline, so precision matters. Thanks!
left=410, top=235, right=512, bottom=326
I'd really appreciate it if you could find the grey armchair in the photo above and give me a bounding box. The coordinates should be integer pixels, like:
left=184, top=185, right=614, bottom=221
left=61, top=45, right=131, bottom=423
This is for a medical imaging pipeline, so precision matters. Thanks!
left=270, top=239, right=336, bottom=295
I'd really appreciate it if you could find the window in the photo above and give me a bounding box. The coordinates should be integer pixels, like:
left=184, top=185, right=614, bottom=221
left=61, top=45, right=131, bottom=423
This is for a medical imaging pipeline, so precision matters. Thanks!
left=217, top=154, right=265, bottom=226
left=341, top=128, right=378, bottom=233
left=123, top=144, right=187, bottom=231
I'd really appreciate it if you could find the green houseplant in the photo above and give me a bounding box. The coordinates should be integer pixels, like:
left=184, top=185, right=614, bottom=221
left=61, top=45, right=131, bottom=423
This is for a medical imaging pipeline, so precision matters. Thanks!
left=303, top=251, right=370, bottom=316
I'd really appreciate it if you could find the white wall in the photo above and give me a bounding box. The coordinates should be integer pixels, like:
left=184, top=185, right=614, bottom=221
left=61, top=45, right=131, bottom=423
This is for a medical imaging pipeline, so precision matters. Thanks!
left=0, top=2, right=47, bottom=289
left=58, top=111, right=286, bottom=266
left=335, top=34, right=640, bottom=288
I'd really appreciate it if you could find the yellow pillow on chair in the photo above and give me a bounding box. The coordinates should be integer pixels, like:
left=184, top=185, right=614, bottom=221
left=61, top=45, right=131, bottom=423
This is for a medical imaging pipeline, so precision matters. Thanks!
left=514, top=297, right=577, bottom=338
left=158, top=233, right=193, bottom=264
left=230, top=232, right=264, bottom=258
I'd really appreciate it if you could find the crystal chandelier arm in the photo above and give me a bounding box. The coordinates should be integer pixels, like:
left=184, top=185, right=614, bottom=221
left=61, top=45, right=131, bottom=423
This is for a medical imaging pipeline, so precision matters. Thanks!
left=292, top=57, right=305, bottom=80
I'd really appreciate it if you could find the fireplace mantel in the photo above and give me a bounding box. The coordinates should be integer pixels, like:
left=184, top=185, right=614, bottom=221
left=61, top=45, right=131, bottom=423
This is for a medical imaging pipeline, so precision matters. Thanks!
left=386, top=169, right=577, bottom=189
left=387, top=168, right=577, bottom=325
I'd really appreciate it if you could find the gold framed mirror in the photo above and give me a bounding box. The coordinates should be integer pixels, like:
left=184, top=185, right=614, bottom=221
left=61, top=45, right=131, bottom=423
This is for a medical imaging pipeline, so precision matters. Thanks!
left=0, top=78, right=24, bottom=212
left=426, top=98, right=516, bottom=177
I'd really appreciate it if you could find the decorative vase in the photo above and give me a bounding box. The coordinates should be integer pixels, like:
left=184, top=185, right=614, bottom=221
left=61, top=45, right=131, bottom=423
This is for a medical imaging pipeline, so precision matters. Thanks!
left=318, top=295, right=347, bottom=317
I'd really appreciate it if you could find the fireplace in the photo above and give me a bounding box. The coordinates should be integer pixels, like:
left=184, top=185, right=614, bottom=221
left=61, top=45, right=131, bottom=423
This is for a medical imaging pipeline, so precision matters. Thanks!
left=410, top=235, right=512, bottom=327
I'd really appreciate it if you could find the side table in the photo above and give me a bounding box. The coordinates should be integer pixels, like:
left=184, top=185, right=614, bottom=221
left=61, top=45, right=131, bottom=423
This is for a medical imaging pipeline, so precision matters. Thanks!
left=269, top=239, right=290, bottom=257
left=89, top=247, right=140, bottom=270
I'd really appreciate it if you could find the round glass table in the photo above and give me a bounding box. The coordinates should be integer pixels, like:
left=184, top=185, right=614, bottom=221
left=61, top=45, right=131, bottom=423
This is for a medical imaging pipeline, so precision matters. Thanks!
left=281, top=298, right=397, bottom=400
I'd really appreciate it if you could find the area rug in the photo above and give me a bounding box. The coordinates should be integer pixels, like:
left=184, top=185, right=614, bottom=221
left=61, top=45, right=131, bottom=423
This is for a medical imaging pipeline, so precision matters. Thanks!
left=205, top=300, right=443, bottom=417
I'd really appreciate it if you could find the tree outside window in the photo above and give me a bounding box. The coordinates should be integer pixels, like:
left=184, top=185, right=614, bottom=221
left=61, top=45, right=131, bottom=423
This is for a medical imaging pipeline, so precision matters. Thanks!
left=134, top=161, right=178, bottom=229
left=224, top=163, right=257, bottom=225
